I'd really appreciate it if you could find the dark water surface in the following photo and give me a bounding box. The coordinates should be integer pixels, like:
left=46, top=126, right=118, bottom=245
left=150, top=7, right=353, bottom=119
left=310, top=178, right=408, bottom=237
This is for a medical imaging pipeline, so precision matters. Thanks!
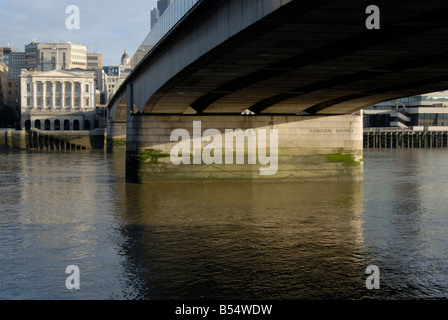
left=0, top=149, right=447, bottom=300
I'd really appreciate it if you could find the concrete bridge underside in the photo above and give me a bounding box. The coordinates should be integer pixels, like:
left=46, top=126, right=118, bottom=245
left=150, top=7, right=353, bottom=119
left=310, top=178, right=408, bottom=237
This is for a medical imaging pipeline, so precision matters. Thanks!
left=107, top=0, right=448, bottom=182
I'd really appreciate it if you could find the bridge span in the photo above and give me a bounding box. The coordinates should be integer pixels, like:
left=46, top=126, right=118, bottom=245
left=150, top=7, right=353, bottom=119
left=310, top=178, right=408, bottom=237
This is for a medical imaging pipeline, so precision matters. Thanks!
left=107, top=0, right=448, bottom=182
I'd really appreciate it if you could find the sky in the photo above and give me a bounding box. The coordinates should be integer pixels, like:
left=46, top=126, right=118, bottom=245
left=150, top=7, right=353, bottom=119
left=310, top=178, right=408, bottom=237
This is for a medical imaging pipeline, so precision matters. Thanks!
left=0, top=0, right=158, bottom=65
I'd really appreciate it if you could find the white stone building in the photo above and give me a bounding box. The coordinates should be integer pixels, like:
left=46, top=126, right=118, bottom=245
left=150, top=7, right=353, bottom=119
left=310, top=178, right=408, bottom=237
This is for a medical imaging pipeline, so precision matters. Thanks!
left=103, top=50, right=132, bottom=102
left=20, top=69, right=96, bottom=131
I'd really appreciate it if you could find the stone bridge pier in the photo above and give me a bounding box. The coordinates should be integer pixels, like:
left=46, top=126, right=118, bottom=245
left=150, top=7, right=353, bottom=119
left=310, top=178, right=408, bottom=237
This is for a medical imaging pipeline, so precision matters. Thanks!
left=125, top=113, right=363, bottom=183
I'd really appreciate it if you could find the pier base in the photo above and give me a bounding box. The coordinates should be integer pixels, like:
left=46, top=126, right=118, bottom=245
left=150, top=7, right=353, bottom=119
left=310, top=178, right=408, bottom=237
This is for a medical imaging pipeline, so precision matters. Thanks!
left=125, top=113, right=364, bottom=183
left=106, top=121, right=127, bottom=153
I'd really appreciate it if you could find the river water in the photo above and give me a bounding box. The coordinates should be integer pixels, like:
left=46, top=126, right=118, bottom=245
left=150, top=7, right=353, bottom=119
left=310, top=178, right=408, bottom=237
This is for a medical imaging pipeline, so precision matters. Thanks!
left=0, top=149, right=447, bottom=300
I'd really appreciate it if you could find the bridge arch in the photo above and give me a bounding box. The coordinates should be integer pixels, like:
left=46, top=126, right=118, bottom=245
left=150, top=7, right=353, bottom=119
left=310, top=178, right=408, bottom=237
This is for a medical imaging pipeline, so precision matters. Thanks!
left=111, top=0, right=448, bottom=117
left=106, top=0, right=448, bottom=182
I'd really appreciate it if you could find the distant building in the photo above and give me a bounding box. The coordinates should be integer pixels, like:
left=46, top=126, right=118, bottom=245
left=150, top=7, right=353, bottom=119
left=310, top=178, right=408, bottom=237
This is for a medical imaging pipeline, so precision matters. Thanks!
left=0, top=60, right=20, bottom=118
left=102, top=50, right=132, bottom=102
left=363, top=91, right=448, bottom=130
left=3, top=77, right=21, bottom=116
left=150, top=0, right=174, bottom=29
left=9, top=51, right=26, bottom=79
left=0, top=61, right=8, bottom=106
left=20, top=69, right=97, bottom=131
left=7, top=41, right=104, bottom=79
left=0, top=47, right=16, bottom=68
left=151, top=8, right=160, bottom=29
left=1, top=48, right=22, bottom=126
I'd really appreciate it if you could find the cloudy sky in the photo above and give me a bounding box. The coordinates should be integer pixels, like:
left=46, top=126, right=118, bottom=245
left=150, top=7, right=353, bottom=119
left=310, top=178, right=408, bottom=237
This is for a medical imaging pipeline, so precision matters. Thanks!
left=0, top=0, right=158, bottom=65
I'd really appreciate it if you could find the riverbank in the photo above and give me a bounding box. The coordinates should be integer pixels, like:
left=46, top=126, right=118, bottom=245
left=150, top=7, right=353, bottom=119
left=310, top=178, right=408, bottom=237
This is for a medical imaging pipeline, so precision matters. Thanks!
left=0, top=128, right=106, bottom=151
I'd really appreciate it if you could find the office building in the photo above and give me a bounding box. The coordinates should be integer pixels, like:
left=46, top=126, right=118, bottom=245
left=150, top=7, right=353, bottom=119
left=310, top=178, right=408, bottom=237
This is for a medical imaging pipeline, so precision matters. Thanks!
left=363, top=91, right=448, bottom=130
left=6, top=41, right=104, bottom=79
left=0, top=46, right=16, bottom=68
left=103, top=50, right=132, bottom=102
left=150, top=0, right=174, bottom=29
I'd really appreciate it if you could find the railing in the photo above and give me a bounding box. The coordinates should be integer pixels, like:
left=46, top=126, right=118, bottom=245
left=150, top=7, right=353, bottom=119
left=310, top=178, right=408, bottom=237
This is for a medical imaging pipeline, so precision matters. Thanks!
left=141, top=0, right=200, bottom=47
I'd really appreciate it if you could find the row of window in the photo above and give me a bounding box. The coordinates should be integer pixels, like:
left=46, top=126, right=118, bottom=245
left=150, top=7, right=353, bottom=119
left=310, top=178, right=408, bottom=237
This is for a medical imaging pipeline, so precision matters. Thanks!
left=418, top=114, right=448, bottom=120
left=27, top=97, right=90, bottom=108
left=26, top=82, right=90, bottom=93
left=72, top=48, right=87, bottom=54
left=5, top=98, right=19, bottom=104
left=395, top=96, right=448, bottom=103
left=25, top=119, right=91, bottom=131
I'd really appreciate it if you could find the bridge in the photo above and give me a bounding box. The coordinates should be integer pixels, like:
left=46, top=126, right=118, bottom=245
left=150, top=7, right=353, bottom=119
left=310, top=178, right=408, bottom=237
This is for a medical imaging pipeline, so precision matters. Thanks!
left=107, top=0, right=448, bottom=182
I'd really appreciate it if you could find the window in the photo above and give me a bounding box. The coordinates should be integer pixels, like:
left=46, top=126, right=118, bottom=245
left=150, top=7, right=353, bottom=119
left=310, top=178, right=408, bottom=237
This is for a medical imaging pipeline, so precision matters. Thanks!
left=54, top=120, right=61, bottom=131
left=85, top=84, right=89, bottom=93
left=84, top=120, right=91, bottom=131
left=25, top=120, right=31, bottom=131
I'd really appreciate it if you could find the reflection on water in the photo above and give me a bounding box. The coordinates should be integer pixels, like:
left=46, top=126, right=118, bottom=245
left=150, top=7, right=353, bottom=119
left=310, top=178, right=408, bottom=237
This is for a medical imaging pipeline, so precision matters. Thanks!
left=117, top=181, right=365, bottom=300
left=0, top=149, right=447, bottom=299
left=362, top=150, right=448, bottom=299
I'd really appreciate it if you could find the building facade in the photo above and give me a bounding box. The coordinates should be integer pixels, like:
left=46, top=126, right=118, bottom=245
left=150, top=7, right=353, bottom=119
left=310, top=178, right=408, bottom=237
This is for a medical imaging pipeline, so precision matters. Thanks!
left=102, top=50, right=132, bottom=102
left=0, top=47, right=16, bottom=69
left=21, top=69, right=96, bottom=131
left=8, top=51, right=26, bottom=79
left=0, top=61, right=21, bottom=123
left=150, top=0, right=174, bottom=29
left=7, top=42, right=104, bottom=80
left=363, top=91, right=448, bottom=130
left=4, top=77, right=21, bottom=115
